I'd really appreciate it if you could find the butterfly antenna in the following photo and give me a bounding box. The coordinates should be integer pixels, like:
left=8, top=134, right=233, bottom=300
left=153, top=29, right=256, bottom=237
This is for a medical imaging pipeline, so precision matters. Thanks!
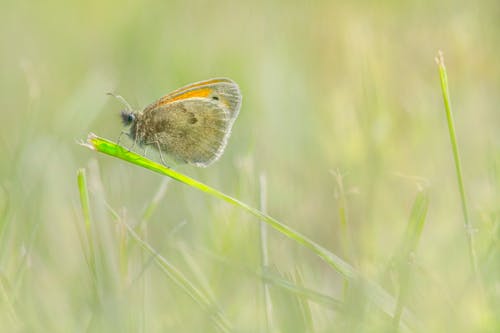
left=107, top=92, right=133, bottom=111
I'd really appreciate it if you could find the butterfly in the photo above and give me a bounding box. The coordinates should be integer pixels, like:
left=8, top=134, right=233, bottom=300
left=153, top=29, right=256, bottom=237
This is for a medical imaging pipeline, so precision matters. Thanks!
left=113, top=78, right=242, bottom=167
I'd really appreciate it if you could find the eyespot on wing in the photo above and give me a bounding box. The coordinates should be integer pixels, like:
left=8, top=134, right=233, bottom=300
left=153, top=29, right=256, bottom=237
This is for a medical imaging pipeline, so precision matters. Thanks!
left=144, top=98, right=234, bottom=167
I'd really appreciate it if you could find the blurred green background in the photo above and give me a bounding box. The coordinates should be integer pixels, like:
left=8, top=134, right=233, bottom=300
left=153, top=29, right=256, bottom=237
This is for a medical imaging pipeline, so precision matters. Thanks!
left=0, top=0, right=499, bottom=332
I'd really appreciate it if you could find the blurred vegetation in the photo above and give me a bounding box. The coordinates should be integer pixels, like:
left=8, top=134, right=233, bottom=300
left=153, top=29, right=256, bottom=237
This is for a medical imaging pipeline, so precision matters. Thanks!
left=0, top=0, right=499, bottom=332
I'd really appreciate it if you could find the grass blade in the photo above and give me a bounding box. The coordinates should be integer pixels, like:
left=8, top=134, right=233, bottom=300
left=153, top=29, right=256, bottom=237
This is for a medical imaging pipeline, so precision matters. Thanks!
left=435, top=51, right=481, bottom=281
left=81, top=133, right=420, bottom=331
left=392, top=190, right=429, bottom=331
left=76, top=168, right=99, bottom=299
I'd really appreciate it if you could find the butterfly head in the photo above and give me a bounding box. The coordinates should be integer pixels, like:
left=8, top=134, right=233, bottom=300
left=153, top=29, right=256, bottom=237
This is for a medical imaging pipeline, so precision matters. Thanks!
left=121, top=110, right=136, bottom=126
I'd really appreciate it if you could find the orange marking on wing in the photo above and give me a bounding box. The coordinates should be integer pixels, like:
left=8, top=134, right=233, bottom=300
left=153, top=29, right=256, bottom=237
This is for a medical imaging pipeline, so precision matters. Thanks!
left=157, top=87, right=213, bottom=107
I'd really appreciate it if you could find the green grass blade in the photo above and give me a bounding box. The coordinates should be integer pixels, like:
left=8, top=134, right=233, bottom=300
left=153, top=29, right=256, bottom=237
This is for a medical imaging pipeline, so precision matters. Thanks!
left=77, top=168, right=92, bottom=231
left=435, top=51, right=480, bottom=280
left=81, top=133, right=355, bottom=276
left=392, top=190, right=429, bottom=330
left=81, top=133, right=419, bottom=331
left=331, top=169, right=354, bottom=299
left=76, top=168, right=98, bottom=295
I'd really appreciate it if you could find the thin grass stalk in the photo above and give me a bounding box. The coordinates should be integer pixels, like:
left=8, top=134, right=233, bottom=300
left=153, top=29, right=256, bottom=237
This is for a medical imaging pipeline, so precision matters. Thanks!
left=392, top=190, right=428, bottom=331
left=331, top=169, right=353, bottom=299
left=435, top=51, right=480, bottom=281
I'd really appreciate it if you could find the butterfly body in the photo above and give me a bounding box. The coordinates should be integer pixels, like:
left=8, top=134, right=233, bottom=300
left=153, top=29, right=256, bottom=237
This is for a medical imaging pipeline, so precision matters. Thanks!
left=120, top=78, right=241, bottom=167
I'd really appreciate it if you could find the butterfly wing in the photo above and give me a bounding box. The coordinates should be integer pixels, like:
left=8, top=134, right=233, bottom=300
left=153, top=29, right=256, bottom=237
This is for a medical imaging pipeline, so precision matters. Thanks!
left=144, top=78, right=242, bottom=122
left=137, top=78, right=242, bottom=166
left=141, top=98, right=234, bottom=167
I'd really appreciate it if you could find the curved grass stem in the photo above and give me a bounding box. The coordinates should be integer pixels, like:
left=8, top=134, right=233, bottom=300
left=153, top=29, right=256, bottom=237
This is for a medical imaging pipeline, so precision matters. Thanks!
left=81, top=132, right=420, bottom=332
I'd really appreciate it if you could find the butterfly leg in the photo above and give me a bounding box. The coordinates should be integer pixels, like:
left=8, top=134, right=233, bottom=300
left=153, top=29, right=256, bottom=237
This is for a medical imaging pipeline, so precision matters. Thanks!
left=154, top=140, right=170, bottom=168
left=116, top=129, right=129, bottom=147
left=116, top=130, right=138, bottom=154
left=127, top=138, right=137, bottom=152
